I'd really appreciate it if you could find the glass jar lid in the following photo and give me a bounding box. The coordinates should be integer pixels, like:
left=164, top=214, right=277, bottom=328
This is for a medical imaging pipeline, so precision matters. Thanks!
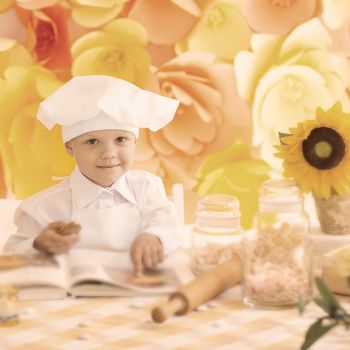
left=259, top=179, right=304, bottom=212
left=195, top=194, right=241, bottom=231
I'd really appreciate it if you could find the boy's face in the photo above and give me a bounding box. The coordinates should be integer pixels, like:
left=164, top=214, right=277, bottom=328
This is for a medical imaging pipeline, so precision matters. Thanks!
left=65, top=129, right=136, bottom=187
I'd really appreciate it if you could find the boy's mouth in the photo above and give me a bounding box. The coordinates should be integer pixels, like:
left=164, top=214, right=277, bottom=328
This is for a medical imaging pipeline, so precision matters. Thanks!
left=97, top=164, right=119, bottom=169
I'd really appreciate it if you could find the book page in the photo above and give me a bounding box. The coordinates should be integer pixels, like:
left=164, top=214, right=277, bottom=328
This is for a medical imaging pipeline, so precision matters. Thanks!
left=0, top=253, right=68, bottom=291
left=66, top=248, right=191, bottom=296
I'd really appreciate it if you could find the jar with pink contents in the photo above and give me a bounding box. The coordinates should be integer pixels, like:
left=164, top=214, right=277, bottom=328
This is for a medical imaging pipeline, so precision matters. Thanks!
left=190, top=194, right=241, bottom=275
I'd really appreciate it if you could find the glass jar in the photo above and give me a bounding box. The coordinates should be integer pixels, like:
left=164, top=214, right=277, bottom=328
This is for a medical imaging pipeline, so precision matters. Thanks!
left=242, top=179, right=313, bottom=308
left=0, top=285, right=19, bottom=326
left=191, top=194, right=241, bottom=275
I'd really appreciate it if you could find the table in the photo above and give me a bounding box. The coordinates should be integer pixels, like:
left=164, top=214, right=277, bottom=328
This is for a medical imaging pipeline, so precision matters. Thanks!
left=1, top=197, right=349, bottom=350
left=1, top=286, right=349, bottom=350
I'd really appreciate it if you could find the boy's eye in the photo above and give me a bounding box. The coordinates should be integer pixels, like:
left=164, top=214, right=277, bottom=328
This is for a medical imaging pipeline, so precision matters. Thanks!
left=116, top=136, right=127, bottom=143
left=87, top=138, right=98, bottom=145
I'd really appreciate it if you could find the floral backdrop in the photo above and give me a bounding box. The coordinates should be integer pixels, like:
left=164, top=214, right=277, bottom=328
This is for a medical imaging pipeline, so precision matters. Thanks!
left=0, top=0, right=350, bottom=228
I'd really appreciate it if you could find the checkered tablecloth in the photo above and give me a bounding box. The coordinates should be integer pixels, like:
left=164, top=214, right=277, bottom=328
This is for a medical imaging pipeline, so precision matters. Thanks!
left=0, top=287, right=349, bottom=350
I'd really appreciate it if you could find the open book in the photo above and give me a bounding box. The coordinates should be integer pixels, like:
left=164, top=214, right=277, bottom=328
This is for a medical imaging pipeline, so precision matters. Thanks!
left=0, top=249, right=192, bottom=300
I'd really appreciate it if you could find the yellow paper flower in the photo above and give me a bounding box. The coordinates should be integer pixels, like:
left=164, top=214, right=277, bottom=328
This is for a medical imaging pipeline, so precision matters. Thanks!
left=234, top=18, right=350, bottom=170
left=0, top=65, right=75, bottom=198
left=70, top=0, right=128, bottom=28
left=195, top=140, right=271, bottom=229
left=0, top=155, right=7, bottom=197
left=71, top=18, right=151, bottom=86
left=0, top=38, right=33, bottom=76
left=275, top=102, right=350, bottom=199
left=133, top=51, right=251, bottom=191
left=176, top=0, right=251, bottom=62
left=0, top=0, right=13, bottom=13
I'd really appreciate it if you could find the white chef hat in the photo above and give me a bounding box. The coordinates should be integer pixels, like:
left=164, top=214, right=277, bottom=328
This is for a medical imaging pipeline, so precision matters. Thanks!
left=37, top=75, right=179, bottom=142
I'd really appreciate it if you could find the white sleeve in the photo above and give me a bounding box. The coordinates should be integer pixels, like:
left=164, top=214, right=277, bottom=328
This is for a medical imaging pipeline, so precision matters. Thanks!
left=139, top=176, right=184, bottom=256
left=2, top=208, right=41, bottom=254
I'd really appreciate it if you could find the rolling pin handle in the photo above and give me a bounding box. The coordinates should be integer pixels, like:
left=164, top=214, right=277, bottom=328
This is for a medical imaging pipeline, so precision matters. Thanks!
left=151, top=296, right=185, bottom=324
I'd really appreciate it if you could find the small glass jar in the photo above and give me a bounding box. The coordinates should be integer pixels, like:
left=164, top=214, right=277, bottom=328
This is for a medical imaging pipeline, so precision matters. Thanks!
left=242, top=179, right=313, bottom=308
left=191, top=194, right=241, bottom=275
left=0, top=285, right=19, bottom=327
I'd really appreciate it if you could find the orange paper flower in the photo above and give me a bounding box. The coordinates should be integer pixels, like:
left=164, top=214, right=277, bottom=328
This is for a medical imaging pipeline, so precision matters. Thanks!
left=16, top=5, right=71, bottom=71
left=242, top=0, right=322, bottom=35
left=128, top=0, right=199, bottom=45
left=133, top=51, right=251, bottom=191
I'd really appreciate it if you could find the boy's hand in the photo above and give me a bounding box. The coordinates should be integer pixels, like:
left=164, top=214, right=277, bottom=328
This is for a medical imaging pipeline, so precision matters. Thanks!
left=130, top=233, right=164, bottom=277
left=33, top=221, right=81, bottom=254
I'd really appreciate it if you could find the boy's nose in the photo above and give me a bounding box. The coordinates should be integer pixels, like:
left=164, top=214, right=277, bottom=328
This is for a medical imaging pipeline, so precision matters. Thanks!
left=101, top=145, right=117, bottom=159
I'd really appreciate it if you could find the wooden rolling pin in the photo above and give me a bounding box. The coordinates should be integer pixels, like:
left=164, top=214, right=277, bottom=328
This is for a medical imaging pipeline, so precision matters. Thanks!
left=151, top=254, right=241, bottom=323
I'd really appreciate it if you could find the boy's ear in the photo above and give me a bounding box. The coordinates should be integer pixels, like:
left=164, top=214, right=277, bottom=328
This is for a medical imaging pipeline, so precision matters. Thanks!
left=65, top=141, right=74, bottom=156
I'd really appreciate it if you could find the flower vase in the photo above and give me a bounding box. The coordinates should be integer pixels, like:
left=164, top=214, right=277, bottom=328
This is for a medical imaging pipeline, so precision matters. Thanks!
left=314, top=194, right=350, bottom=235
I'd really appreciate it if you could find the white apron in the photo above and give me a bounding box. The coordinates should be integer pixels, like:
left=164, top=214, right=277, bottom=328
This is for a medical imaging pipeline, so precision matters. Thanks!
left=72, top=199, right=142, bottom=251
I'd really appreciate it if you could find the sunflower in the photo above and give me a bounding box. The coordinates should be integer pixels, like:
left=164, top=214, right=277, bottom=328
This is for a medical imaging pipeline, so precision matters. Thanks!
left=275, top=102, right=350, bottom=199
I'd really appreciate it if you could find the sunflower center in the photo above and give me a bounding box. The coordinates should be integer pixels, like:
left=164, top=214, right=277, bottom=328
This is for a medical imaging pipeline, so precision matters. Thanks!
left=314, top=141, right=332, bottom=158
left=302, top=127, right=345, bottom=170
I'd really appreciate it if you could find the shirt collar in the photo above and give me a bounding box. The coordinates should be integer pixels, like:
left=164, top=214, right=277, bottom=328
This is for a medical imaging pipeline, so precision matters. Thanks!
left=69, top=167, right=137, bottom=208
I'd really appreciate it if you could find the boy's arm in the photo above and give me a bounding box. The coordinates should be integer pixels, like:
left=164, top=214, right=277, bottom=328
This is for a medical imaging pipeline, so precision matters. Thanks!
left=3, top=210, right=42, bottom=254
left=139, top=176, right=184, bottom=256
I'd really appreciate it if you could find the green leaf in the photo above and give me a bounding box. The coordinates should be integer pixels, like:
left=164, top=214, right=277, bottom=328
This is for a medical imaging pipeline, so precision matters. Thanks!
left=278, top=132, right=290, bottom=145
left=301, top=318, right=337, bottom=350
left=314, top=298, right=332, bottom=314
left=298, top=295, right=306, bottom=315
left=315, top=277, right=341, bottom=314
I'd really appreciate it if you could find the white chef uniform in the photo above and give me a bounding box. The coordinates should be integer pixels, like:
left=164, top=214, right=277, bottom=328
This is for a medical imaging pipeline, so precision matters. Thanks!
left=4, top=167, right=182, bottom=255
left=3, top=75, right=182, bottom=255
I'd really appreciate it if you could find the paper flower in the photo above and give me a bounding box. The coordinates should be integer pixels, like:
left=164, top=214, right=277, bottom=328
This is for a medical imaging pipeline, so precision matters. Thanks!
left=0, top=156, right=7, bottom=197
left=241, top=0, right=321, bottom=35
left=71, top=18, right=150, bottom=86
left=0, top=66, right=75, bottom=198
left=275, top=102, right=350, bottom=199
left=133, top=51, right=251, bottom=191
left=128, top=0, right=200, bottom=45
left=0, top=0, right=13, bottom=13
left=16, top=5, right=71, bottom=71
left=321, top=0, right=350, bottom=30
left=176, top=0, right=251, bottom=62
left=15, top=0, right=62, bottom=10
left=0, top=38, right=33, bottom=76
left=194, top=140, right=270, bottom=229
left=234, top=18, right=350, bottom=170
left=326, top=17, right=350, bottom=56
left=70, top=0, right=128, bottom=28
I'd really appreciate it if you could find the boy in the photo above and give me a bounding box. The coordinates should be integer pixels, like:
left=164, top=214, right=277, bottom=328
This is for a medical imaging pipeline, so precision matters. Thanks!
left=4, top=75, right=183, bottom=276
